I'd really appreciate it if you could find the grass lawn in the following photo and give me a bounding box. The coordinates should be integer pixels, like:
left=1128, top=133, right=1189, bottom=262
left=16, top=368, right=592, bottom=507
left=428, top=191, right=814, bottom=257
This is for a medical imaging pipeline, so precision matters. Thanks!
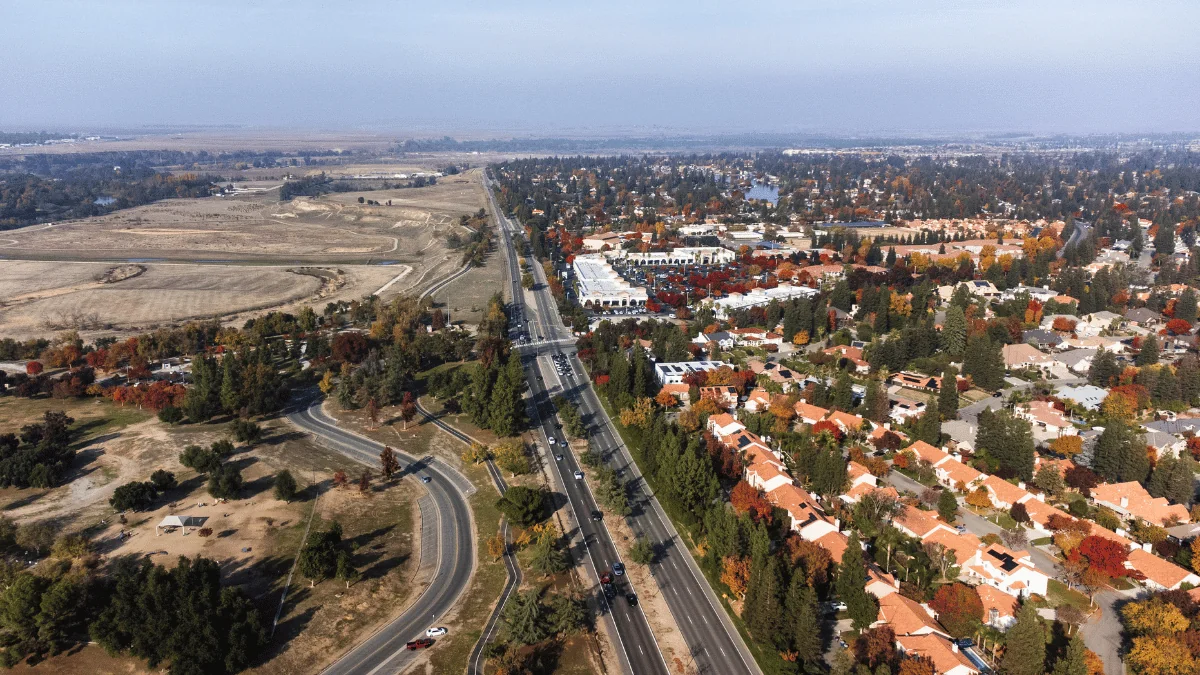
left=1046, top=579, right=1092, bottom=611
left=1031, top=537, right=1053, bottom=546
left=0, top=396, right=151, bottom=436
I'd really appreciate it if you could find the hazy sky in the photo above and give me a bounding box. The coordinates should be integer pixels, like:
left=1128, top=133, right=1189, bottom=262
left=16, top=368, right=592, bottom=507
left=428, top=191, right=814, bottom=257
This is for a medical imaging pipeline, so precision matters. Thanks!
left=5, top=0, right=1199, bottom=134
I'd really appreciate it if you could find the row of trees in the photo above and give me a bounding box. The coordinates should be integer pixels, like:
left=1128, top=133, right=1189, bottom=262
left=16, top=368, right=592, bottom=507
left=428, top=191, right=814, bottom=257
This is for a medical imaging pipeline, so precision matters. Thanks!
left=0, top=411, right=75, bottom=489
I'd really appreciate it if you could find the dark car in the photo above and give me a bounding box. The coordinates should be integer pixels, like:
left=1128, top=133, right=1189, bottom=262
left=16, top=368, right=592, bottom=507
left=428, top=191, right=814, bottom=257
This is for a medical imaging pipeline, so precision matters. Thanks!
left=602, top=583, right=615, bottom=599
left=406, top=638, right=434, bottom=650
left=625, top=593, right=638, bottom=606
left=612, top=562, right=625, bottom=576
left=591, top=510, right=603, bottom=521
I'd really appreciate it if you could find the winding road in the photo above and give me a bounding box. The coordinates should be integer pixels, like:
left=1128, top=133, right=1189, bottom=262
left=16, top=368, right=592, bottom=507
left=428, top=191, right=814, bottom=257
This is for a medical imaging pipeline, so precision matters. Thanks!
left=287, top=396, right=476, bottom=675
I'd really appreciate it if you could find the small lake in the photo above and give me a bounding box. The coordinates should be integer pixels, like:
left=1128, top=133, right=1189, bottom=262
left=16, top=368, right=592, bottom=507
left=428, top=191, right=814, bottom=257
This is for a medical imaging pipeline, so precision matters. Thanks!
left=745, top=182, right=779, bottom=205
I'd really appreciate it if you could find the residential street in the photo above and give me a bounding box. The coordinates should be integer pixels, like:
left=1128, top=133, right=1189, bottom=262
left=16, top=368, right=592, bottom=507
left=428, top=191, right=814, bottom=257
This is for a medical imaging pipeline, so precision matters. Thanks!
left=1080, top=588, right=1137, bottom=675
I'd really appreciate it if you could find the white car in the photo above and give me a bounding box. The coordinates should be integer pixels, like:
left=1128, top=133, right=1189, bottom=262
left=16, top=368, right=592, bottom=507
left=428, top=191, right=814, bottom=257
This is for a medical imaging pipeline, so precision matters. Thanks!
left=426, top=627, right=447, bottom=637
left=548, top=437, right=557, bottom=445
left=573, top=471, right=584, bottom=481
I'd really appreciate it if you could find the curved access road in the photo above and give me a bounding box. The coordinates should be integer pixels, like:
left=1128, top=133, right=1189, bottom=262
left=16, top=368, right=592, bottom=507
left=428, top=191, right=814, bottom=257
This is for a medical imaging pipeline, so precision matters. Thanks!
left=414, top=400, right=523, bottom=675
left=287, top=396, right=476, bottom=675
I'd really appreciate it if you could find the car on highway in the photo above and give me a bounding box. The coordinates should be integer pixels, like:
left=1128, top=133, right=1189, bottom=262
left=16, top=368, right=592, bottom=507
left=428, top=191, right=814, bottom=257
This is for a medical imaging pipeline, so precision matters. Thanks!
left=601, top=583, right=615, bottom=599
left=548, top=437, right=556, bottom=445
left=425, top=627, right=447, bottom=637
left=612, top=562, right=625, bottom=576
left=573, top=471, right=584, bottom=481
left=600, top=572, right=612, bottom=584
left=625, top=593, right=638, bottom=606
left=555, top=454, right=563, bottom=461
left=591, top=510, right=603, bottom=521
left=420, top=476, right=431, bottom=484
left=406, top=638, right=434, bottom=650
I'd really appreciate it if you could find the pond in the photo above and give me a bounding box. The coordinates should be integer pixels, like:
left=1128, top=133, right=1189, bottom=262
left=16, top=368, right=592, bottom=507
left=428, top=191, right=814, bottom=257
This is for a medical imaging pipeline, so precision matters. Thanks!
left=744, top=182, right=778, bottom=205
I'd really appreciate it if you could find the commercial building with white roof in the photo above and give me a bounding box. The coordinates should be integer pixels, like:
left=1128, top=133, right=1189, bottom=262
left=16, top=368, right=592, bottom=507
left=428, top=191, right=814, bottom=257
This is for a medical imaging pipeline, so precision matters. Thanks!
left=572, top=254, right=648, bottom=308
left=704, top=284, right=819, bottom=318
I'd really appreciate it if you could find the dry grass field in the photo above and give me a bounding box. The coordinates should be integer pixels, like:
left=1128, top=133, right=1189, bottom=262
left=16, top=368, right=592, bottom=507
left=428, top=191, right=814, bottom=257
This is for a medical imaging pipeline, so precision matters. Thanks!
left=0, top=396, right=425, bottom=675
left=0, top=170, right=489, bottom=339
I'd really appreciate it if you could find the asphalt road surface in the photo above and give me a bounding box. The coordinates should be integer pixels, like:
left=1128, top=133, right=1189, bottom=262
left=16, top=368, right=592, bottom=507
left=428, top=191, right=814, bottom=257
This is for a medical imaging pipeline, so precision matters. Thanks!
left=288, top=396, right=476, bottom=675
left=487, top=172, right=761, bottom=675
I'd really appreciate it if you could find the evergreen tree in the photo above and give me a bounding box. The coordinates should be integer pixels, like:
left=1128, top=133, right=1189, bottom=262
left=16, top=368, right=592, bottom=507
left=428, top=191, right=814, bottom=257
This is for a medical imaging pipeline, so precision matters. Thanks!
left=672, top=447, right=719, bottom=521
left=1092, top=421, right=1149, bottom=484
left=1179, top=355, right=1200, bottom=405
left=975, top=408, right=1035, bottom=481
left=1088, top=349, right=1120, bottom=387
left=1001, top=603, right=1046, bottom=675
left=886, top=247, right=897, bottom=266
left=963, top=333, right=1005, bottom=391
left=745, top=556, right=785, bottom=646
left=939, top=366, right=959, bottom=420
left=1136, top=333, right=1160, bottom=366
left=912, top=399, right=941, bottom=446
left=837, top=534, right=878, bottom=630
left=784, top=576, right=821, bottom=664
left=811, top=448, right=849, bottom=500
left=183, top=356, right=221, bottom=422
left=1148, top=455, right=1197, bottom=506
left=829, top=281, right=854, bottom=312
left=1154, top=222, right=1176, bottom=256
left=937, top=489, right=958, bottom=523
left=865, top=380, right=890, bottom=423
left=219, top=355, right=242, bottom=414
left=831, top=372, right=854, bottom=411
left=1051, top=633, right=1087, bottom=675
left=1178, top=288, right=1199, bottom=325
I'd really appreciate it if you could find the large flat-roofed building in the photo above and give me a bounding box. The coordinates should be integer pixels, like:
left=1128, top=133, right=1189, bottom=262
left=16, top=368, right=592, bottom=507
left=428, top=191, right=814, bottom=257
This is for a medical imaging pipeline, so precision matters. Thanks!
left=705, top=283, right=819, bottom=317
left=610, top=246, right=735, bottom=266
left=654, top=360, right=730, bottom=385
left=573, top=254, right=648, bottom=309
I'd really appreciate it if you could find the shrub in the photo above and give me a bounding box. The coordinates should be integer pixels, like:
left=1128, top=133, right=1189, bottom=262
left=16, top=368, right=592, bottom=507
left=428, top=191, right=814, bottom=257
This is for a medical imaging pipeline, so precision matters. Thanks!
left=210, top=439, right=236, bottom=458
left=157, top=406, right=184, bottom=424
left=496, top=486, right=548, bottom=527
left=230, top=419, right=263, bottom=444
left=180, top=445, right=220, bottom=473
left=197, top=527, right=213, bottom=537
left=207, top=465, right=243, bottom=500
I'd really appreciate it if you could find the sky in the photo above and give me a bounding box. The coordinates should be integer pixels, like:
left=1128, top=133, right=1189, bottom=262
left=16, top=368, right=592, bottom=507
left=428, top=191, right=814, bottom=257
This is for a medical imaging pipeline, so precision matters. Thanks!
left=4, top=0, right=1200, bottom=135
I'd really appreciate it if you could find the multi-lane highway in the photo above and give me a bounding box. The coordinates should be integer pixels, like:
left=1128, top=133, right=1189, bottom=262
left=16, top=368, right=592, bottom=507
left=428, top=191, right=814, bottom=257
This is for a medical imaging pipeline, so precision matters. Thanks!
left=488, top=175, right=671, bottom=675
left=485, top=172, right=762, bottom=675
left=288, top=397, right=476, bottom=675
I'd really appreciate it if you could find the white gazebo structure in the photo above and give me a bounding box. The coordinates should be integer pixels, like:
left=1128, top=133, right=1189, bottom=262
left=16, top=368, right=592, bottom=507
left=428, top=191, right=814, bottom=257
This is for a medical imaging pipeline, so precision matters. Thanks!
left=156, top=514, right=199, bottom=535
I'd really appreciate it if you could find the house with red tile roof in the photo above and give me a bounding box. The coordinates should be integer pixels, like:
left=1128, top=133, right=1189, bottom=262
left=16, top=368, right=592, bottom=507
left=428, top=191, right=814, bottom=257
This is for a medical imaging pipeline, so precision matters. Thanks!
left=875, top=593, right=948, bottom=639
left=976, top=585, right=1018, bottom=631
left=744, top=387, right=773, bottom=413
left=1092, top=481, right=1191, bottom=527
left=936, top=457, right=985, bottom=492
left=824, top=345, right=870, bottom=374
left=980, top=475, right=1030, bottom=510
left=1016, top=401, right=1076, bottom=440
left=907, top=440, right=950, bottom=466
left=895, top=634, right=979, bottom=675
left=922, top=528, right=982, bottom=566
left=1126, top=548, right=1200, bottom=591
left=707, top=413, right=743, bottom=440
left=794, top=401, right=830, bottom=425
left=826, top=410, right=867, bottom=434
left=659, top=382, right=691, bottom=405
left=894, top=504, right=957, bottom=540
left=866, top=565, right=900, bottom=599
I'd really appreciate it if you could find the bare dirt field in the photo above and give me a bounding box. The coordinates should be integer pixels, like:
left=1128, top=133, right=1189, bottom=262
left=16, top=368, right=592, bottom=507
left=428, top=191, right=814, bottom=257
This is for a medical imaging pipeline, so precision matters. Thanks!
left=0, top=171, right=488, bottom=339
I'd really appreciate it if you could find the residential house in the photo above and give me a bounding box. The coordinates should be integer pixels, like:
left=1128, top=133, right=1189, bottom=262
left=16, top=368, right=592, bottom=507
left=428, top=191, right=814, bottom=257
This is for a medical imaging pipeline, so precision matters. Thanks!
left=743, top=388, right=773, bottom=413
left=840, top=462, right=881, bottom=503
left=1145, top=429, right=1188, bottom=459
left=707, top=413, right=744, bottom=440
left=654, top=360, right=730, bottom=385
left=794, top=401, right=831, bottom=425
left=976, top=585, right=1018, bottom=631
left=962, top=543, right=1049, bottom=598
left=894, top=634, right=979, bottom=675
left=1125, top=307, right=1163, bottom=328
left=659, top=383, right=691, bottom=405
left=824, top=345, right=870, bottom=374
left=889, top=397, right=927, bottom=424
left=698, top=386, right=738, bottom=411
left=1002, top=343, right=1053, bottom=372
left=891, top=371, right=942, bottom=391
left=1016, top=401, right=1077, bottom=441
left=692, top=331, right=735, bottom=351
left=876, top=593, right=949, bottom=639
left=826, top=410, right=867, bottom=434
left=980, top=475, right=1029, bottom=510
left=728, top=327, right=784, bottom=347
left=1056, top=385, right=1108, bottom=411
left=895, top=504, right=957, bottom=540
left=1127, top=548, right=1200, bottom=591
left=1053, top=349, right=1096, bottom=375
left=865, top=566, right=900, bottom=599
left=1092, top=481, right=1190, bottom=527
left=1022, top=329, right=1063, bottom=350
left=1079, top=311, right=1125, bottom=335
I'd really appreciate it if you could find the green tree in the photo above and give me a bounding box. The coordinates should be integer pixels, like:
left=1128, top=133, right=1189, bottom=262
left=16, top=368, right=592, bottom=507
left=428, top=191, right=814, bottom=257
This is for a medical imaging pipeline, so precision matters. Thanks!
left=939, top=366, right=959, bottom=419
left=180, top=445, right=220, bottom=473
left=629, top=537, right=655, bottom=565
left=150, top=470, right=176, bottom=491
left=36, top=576, right=83, bottom=654
left=912, top=399, right=942, bottom=446
left=937, top=489, right=958, bottom=523
left=496, top=486, right=547, bottom=527
left=501, top=590, right=547, bottom=645
left=963, top=333, right=1005, bottom=391
left=784, top=577, right=822, bottom=665
left=207, top=465, right=243, bottom=500
left=1088, top=349, right=1120, bottom=386
left=1001, top=603, right=1046, bottom=675
left=837, top=533, right=879, bottom=630
left=976, top=408, right=1036, bottom=481
left=811, top=448, right=849, bottom=500
left=530, top=536, right=568, bottom=576
left=110, top=481, right=159, bottom=512
left=1148, top=455, right=1197, bottom=506
left=1178, top=288, right=1199, bottom=325
left=1092, top=420, right=1149, bottom=484
left=298, top=522, right=343, bottom=586
left=831, top=372, right=854, bottom=411
left=1051, top=633, right=1088, bottom=675
left=865, top=380, right=890, bottom=423
left=745, top=556, right=785, bottom=646
left=334, top=551, right=360, bottom=589
left=1136, top=334, right=1160, bottom=366
left=273, top=470, right=298, bottom=502
left=942, top=305, right=967, bottom=358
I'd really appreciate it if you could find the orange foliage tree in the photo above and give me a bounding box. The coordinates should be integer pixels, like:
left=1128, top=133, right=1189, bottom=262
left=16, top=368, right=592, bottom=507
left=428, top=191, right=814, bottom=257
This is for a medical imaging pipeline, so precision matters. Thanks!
left=721, top=556, right=751, bottom=597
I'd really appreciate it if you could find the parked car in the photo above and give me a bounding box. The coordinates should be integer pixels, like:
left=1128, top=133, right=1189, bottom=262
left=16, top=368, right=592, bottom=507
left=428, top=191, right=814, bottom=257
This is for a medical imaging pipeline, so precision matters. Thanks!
left=406, top=638, right=434, bottom=650
left=425, top=627, right=447, bottom=637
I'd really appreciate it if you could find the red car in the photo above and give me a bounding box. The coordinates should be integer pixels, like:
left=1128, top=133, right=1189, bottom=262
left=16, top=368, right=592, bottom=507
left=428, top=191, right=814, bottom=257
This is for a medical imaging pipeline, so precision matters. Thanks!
left=600, top=572, right=612, bottom=585
left=406, top=638, right=434, bottom=650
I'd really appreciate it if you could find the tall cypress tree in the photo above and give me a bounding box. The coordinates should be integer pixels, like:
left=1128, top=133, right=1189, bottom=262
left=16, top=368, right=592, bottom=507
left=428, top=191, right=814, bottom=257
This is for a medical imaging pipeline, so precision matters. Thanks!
left=1001, top=603, right=1046, bottom=675
left=784, top=578, right=821, bottom=664
left=745, top=556, right=785, bottom=646
left=1051, top=633, right=1087, bottom=675
left=1136, top=334, right=1160, bottom=366
left=942, top=305, right=967, bottom=359
left=939, top=366, right=959, bottom=420
left=1093, top=421, right=1149, bottom=484
left=837, top=534, right=878, bottom=630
